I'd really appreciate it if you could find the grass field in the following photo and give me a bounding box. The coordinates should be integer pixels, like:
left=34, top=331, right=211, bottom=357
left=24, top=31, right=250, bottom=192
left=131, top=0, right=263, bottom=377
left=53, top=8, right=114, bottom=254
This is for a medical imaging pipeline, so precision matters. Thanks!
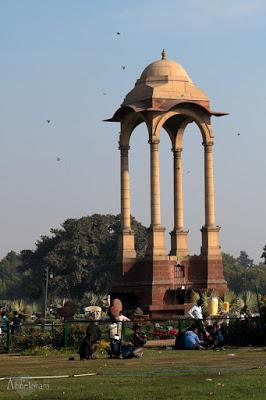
left=0, top=347, right=266, bottom=399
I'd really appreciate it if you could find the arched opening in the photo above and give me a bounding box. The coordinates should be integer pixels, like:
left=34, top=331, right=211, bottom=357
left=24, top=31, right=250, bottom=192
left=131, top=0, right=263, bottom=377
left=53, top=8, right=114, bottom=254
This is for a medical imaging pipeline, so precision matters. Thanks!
left=182, top=122, right=204, bottom=255
left=129, top=122, right=150, bottom=230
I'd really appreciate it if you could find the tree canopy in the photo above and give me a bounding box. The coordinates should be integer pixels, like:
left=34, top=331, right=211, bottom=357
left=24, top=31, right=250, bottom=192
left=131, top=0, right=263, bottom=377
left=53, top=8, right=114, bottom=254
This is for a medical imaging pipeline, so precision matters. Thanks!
left=223, top=252, right=266, bottom=294
left=237, top=250, right=254, bottom=269
left=0, top=251, right=22, bottom=299
left=18, top=214, right=147, bottom=301
left=261, top=245, right=266, bottom=264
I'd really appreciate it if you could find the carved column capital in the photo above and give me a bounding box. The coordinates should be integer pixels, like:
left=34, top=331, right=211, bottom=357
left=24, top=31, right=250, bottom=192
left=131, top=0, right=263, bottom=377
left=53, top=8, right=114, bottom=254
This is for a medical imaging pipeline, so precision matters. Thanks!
left=148, top=139, right=160, bottom=146
left=172, top=148, right=183, bottom=159
left=203, top=142, right=213, bottom=152
left=119, top=144, right=130, bottom=151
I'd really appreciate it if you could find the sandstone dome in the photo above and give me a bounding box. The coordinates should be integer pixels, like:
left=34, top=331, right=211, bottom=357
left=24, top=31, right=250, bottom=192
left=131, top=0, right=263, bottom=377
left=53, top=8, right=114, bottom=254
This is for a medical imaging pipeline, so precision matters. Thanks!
left=122, top=50, right=208, bottom=106
left=139, top=50, right=192, bottom=83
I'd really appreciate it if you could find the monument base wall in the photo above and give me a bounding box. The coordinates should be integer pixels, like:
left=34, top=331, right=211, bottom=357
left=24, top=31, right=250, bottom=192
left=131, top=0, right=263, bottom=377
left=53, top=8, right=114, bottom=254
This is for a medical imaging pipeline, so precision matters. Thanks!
left=111, top=255, right=227, bottom=318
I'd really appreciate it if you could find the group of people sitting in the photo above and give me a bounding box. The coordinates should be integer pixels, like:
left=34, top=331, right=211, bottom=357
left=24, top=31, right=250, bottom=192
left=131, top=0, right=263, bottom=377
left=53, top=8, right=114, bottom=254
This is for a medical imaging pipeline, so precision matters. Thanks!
left=78, top=311, right=146, bottom=360
left=176, top=298, right=225, bottom=350
left=176, top=321, right=225, bottom=351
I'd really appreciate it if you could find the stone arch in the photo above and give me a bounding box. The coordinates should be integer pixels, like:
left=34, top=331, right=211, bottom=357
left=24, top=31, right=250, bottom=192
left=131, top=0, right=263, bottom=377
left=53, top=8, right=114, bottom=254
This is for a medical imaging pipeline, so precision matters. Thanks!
left=153, top=107, right=213, bottom=146
left=119, top=111, right=149, bottom=147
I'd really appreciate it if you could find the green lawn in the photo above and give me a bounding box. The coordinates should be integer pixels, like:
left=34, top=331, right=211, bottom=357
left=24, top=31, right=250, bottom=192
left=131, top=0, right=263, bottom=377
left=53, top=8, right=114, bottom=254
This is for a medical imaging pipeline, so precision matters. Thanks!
left=0, top=347, right=266, bottom=399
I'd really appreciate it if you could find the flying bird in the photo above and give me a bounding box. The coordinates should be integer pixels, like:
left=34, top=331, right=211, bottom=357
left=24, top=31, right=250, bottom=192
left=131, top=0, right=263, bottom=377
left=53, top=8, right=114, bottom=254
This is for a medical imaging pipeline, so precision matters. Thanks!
left=186, top=171, right=191, bottom=174
left=46, top=120, right=51, bottom=123
left=122, top=66, right=126, bottom=70
left=56, top=157, right=61, bottom=162
left=237, top=133, right=240, bottom=136
left=102, top=92, right=107, bottom=95
left=116, top=32, right=121, bottom=35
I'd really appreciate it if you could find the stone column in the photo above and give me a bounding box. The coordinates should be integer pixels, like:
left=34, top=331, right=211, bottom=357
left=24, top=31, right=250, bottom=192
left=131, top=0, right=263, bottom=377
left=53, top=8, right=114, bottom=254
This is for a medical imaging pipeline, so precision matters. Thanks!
left=204, top=143, right=215, bottom=227
left=170, top=148, right=188, bottom=257
left=201, top=142, right=221, bottom=257
left=147, top=138, right=167, bottom=257
left=120, top=144, right=131, bottom=230
left=150, top=139, right=161, bottom=227
left=118, top=143, right=136, bottom=259
left=174, top=148, right=184, bottom=230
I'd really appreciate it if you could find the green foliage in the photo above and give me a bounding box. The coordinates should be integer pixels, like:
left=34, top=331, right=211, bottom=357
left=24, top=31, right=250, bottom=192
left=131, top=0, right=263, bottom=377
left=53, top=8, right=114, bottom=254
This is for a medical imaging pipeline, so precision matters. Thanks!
left=15, top=214, right=147, bottom=301
left=239, top=291, right=259, bottom=313
left=0, top=251, right=22, bottom=299
left=11, top=327, right=63, bottom=351
left=223, top=252, right=266, bottom=294
left=237, top=250, right=253, bottom=268
left=3, top=299, right=41, bottom=320
left=261, top=245, right=266, bottom=264
left=80, top=291, right=108, bottom=307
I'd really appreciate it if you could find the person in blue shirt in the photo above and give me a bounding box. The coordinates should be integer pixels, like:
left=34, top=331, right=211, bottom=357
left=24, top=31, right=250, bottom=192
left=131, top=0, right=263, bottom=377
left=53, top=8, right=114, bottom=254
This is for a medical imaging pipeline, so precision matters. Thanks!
left=184, top=325, right=204, bottom=350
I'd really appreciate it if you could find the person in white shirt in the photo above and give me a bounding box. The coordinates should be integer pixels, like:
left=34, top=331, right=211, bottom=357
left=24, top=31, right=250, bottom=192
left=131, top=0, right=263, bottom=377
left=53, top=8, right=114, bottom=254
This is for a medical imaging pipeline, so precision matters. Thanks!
left=188, top=298, right=208, bottom=336
left=188, top=298, right=204, bottom=320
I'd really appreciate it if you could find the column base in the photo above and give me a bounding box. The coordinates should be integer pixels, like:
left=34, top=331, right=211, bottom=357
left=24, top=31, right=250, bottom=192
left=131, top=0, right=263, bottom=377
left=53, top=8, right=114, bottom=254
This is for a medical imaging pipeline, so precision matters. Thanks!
left=169, top=229, right=189, bottom=258
left=201, top=225, right=221, bottom=256
left=146, top=226, right=168, bottom=258
left=117, top=230, right=136, bottom=260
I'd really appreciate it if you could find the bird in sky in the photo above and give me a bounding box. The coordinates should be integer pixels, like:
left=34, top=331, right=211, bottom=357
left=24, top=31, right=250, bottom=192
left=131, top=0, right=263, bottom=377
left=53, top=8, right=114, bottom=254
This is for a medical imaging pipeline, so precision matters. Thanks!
left=186, top=170, right=191, bottom=174
left=46, top=120, right=51, bottom=123
left=116, top=32, right=121, bottom=35
left=122, top=66, right=126, bottom=70
left=56, top=157, right=61, bottom=162
left=237, top=133, right=240, bottom=136
left=102, top=92, right=107, bottom=95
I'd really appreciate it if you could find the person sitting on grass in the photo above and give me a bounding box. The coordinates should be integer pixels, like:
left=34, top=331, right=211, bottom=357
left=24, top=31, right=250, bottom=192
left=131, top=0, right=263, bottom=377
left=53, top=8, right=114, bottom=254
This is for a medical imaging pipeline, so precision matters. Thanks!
left=121, top=324, right=147, bottom=359
left=79, top=323, right=101, bottom=360
left=107, top=322, right=122, bottom=358
left=184, top=325, right=205, bottom=350
left=132, top=323, right=146, bottom=357
left=212, top=322, right=225, bottom=351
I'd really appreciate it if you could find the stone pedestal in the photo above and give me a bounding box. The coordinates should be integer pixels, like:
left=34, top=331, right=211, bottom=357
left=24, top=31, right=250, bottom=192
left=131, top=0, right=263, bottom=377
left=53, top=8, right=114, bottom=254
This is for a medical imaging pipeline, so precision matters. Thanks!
left=201, top=225, right=221, bottom=256
left=170, top=229, right=189, bottom=257
left=146, top=226, right=168, bottom=258
left=117, top=230, right=136, bottom=261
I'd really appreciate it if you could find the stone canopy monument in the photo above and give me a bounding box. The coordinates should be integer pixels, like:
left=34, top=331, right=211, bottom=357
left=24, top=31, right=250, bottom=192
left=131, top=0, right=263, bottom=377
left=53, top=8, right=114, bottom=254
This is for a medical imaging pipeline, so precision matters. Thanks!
left=106, top=50, right=227, bottom=318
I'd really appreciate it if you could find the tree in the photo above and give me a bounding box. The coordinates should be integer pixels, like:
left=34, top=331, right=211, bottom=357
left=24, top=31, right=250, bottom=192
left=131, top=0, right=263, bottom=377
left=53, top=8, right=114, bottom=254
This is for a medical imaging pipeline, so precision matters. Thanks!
left=261, top=245, right=266, bottom=264
left=19, top=214, right=148, bottom=301
left=222, top=252, right=246, bottom=294
left=0, top=251, right=22, bottom=299
left=223, top=252, right=266, bottom=294
left=237, top=250, right=253, bottom=268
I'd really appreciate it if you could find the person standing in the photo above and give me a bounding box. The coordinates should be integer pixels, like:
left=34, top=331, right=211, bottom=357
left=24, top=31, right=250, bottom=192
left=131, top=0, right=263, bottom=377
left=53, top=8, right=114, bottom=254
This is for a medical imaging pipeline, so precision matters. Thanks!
left=1, top=311, right=9, bottom=333
left=188, top=298, right=207, bottom=335
left=188, top=298, right=204, bottom=320
left=11, top=311, right=22, bottom=334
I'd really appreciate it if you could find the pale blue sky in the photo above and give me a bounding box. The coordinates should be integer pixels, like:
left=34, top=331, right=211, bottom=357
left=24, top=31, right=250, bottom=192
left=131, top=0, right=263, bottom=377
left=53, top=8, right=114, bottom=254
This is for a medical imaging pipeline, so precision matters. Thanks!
left=0, top=0, right=266, bottom=262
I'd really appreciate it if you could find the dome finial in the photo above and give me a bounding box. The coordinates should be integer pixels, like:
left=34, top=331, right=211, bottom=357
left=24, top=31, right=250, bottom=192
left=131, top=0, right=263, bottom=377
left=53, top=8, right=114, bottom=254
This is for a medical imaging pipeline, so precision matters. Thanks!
left=161, top=49, right=166, bottom=60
